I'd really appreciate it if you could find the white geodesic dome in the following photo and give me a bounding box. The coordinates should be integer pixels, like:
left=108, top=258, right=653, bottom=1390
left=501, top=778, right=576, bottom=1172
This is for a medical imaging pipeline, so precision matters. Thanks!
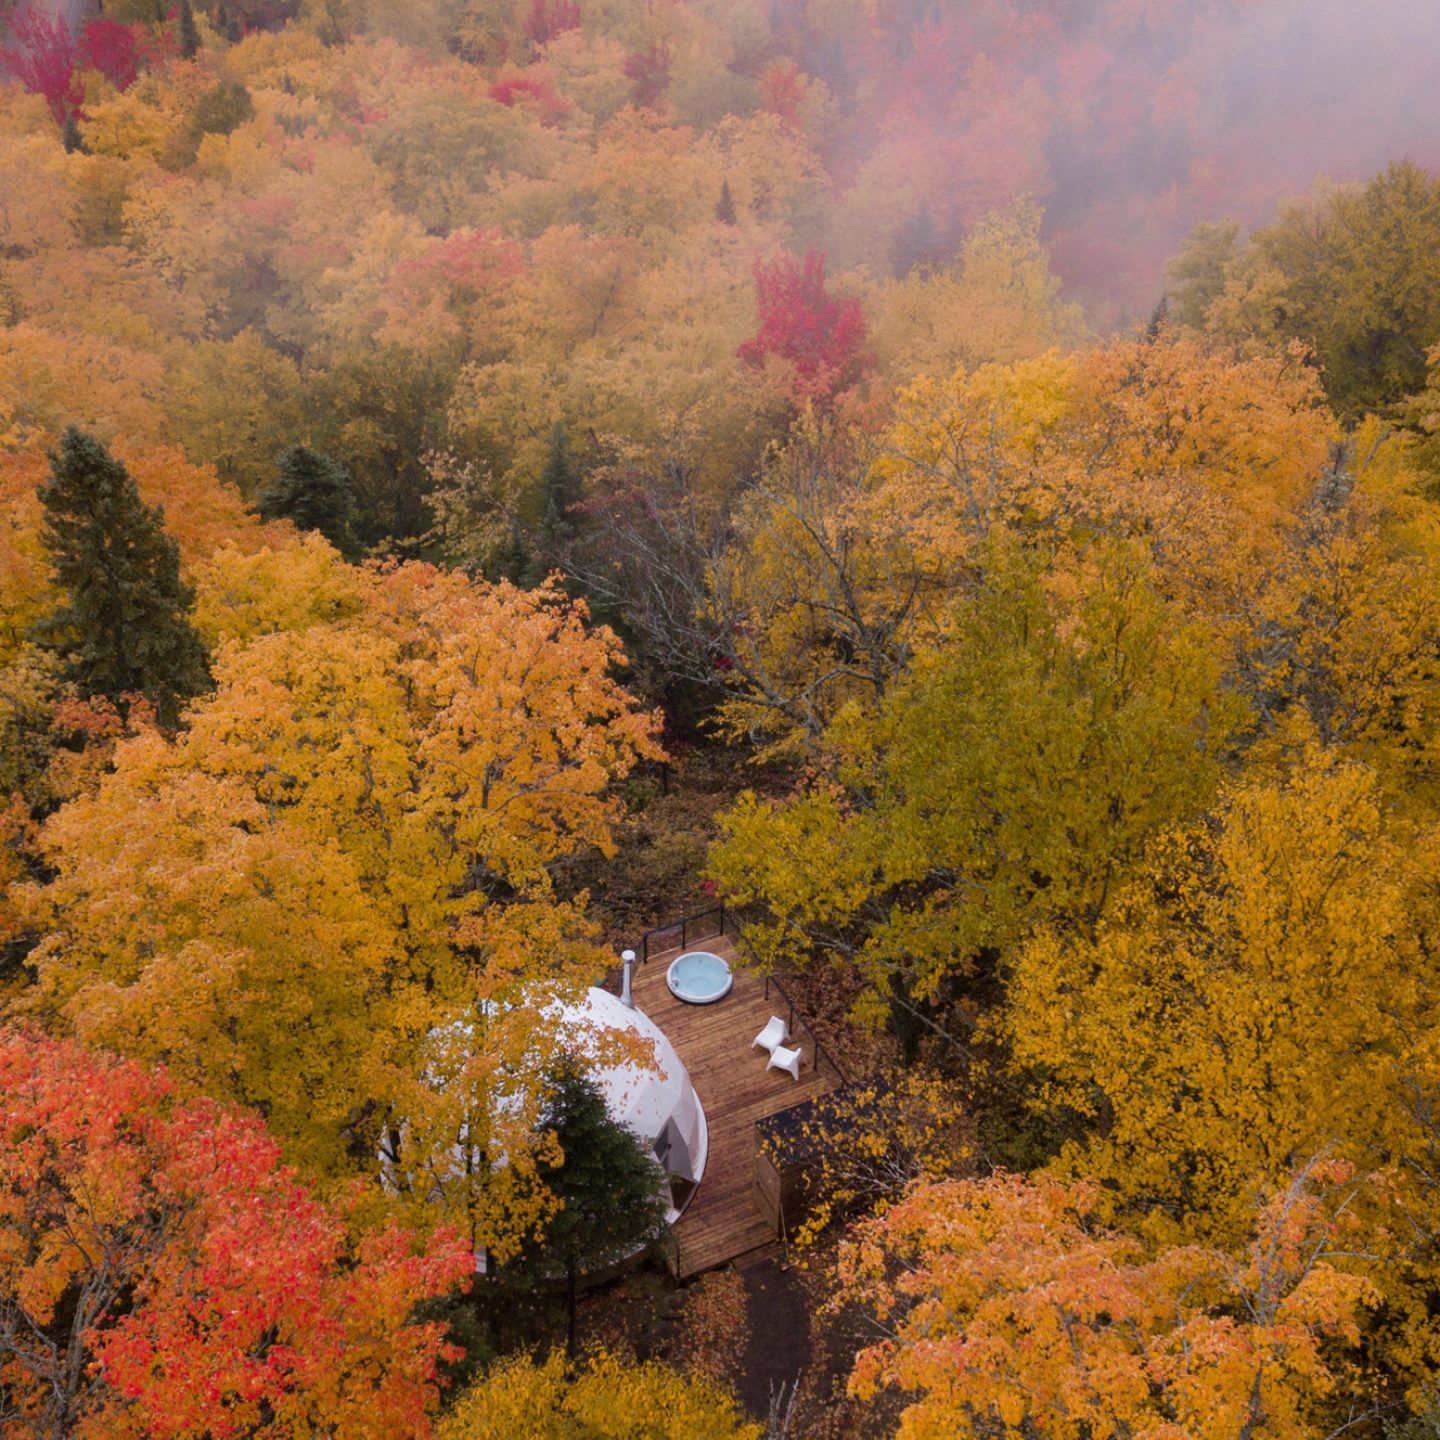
left=383, top=986, right=708, bottom=1233
left=558, top=987, right=708, bottom=1222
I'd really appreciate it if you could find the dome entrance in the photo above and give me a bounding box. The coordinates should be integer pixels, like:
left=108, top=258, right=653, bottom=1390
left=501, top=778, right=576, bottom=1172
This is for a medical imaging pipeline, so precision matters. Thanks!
left=561, top=987, right=709, bottom=1223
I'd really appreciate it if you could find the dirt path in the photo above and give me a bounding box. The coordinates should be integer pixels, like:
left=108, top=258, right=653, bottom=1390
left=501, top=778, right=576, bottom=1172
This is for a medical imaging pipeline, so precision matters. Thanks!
left=738, top=1261, right=810, bottom=1420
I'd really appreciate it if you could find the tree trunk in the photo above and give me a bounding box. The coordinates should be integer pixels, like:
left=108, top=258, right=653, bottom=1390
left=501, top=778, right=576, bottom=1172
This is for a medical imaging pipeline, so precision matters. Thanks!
left=566, top=1255, right=578, bottom=1360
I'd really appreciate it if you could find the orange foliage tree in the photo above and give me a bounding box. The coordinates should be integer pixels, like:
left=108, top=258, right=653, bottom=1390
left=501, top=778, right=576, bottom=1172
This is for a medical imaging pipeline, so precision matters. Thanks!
left=18, top=567, right=662, bottom=1257
left=838, top=1164, right=1380, bottom=1440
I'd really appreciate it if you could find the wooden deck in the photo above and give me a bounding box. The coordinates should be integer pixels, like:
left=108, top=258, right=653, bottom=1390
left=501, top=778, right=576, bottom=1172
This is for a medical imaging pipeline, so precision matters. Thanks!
left=629, top=933, right=838, bottom=1279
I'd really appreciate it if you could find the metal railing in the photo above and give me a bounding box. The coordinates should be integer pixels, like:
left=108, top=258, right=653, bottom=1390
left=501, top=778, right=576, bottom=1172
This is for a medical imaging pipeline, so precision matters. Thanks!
left=762, top=970, right=849, bottom=1086
left=600, top=905, right=733, bottom=994
left=634, top=904, right=735, bottom=963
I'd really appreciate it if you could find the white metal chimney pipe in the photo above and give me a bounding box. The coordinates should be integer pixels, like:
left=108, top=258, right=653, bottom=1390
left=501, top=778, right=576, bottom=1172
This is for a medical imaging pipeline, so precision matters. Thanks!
left=620, top=949, right=636, bottom=1008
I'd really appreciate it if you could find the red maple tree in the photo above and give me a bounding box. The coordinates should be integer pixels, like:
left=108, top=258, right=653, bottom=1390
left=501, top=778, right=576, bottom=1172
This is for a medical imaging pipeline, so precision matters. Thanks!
left=488, top=71, right=569, bottom=125
left=624, top=42, right=670, bottom=108
left=0, top=6, right=80, bottom=125
left=77, top=18, right=141, bottom=93
left=738, top=248, right=870, bottom=405
left=759, top=59, right=805, bottom=130
left=0, top=1031, right=472, bottom=1440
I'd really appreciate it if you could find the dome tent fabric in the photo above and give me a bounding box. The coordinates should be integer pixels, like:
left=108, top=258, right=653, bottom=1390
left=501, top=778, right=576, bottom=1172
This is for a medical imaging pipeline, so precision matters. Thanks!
left=560, top=987, right=709, bottom=1222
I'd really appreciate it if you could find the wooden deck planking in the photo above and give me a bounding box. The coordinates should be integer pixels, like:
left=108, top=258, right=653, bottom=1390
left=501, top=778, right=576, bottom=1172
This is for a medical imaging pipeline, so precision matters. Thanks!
left=628, top=934, right=836, bottom=1279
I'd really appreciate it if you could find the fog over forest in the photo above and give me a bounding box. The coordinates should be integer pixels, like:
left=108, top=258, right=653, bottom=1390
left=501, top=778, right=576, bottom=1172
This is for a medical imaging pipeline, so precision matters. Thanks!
left=760, top=0, right=1440, bottom=314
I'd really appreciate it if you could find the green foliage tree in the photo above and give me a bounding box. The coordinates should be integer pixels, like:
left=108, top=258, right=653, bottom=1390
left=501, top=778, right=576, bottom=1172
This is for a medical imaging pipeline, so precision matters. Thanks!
left=190, top=77, right=254, bottom=141
left=711, top=541, right=1242, bottom=1046
left=35, top=428, right=211, bottom=728
left=1165, top=219, right=1241, bottom=331
left=1186, top=163, right=1440, bottom=416
left=258, top=445, right=360, bottom=558
left=526, top=1057, right=668, bottom=1358
left=307, top=348, right=451, bottom=547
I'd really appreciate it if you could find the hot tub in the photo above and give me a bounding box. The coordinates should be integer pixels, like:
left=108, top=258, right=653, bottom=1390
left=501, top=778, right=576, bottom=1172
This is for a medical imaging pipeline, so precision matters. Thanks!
left=666, top=950, right=733, bottom=1005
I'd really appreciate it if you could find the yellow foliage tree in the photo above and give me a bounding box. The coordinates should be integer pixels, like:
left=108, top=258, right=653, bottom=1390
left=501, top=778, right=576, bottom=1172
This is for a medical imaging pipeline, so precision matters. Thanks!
left=1004, top=753, right=1440, bottom=1242
left=866, top=335, right=1337, bottom=620
left=1238, top=427, right=1440, bottom=802
left=0, top=448, right=53, bottom=665
left=439, top=1351, right=761, bottom=1440
left=20, top=742, right=392, bottom=1170
left=871, top=200, right=1083, bottom=381
left=192, top=533, right=367, bottom=648
left=165, top=331, right=307, bottom=498
left=0, top=323, right=169, bottom=447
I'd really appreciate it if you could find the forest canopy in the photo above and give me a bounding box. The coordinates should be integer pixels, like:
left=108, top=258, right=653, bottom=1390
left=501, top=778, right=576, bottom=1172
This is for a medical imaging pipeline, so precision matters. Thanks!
left=5, top=1, right=1440, bottom=1437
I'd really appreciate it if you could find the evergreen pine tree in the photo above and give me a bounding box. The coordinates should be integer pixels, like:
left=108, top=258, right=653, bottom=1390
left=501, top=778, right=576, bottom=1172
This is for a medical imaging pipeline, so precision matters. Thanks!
left=524, top=499, right=568, bottom=589
left=715, top=177, right=737, bottom=226
left=526, top=1058, right=668, bottom=1357
left=36, top=427, right=211, bottom=728
left=257, top=445, right=360, bottom=558
left=1145, top=294, right=1171, bottom=342
left=60, top=113, right=84, bottom=154
left=490, top=517, right=531, bottom=585
left=522, top=425, right=578, bottom=588
left=178, top=0, right=201, bottom=58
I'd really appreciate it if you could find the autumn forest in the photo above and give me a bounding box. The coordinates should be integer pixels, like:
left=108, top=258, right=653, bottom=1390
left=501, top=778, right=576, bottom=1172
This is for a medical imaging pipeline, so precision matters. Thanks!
left=3, top=0, right=1440, bottom=1436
